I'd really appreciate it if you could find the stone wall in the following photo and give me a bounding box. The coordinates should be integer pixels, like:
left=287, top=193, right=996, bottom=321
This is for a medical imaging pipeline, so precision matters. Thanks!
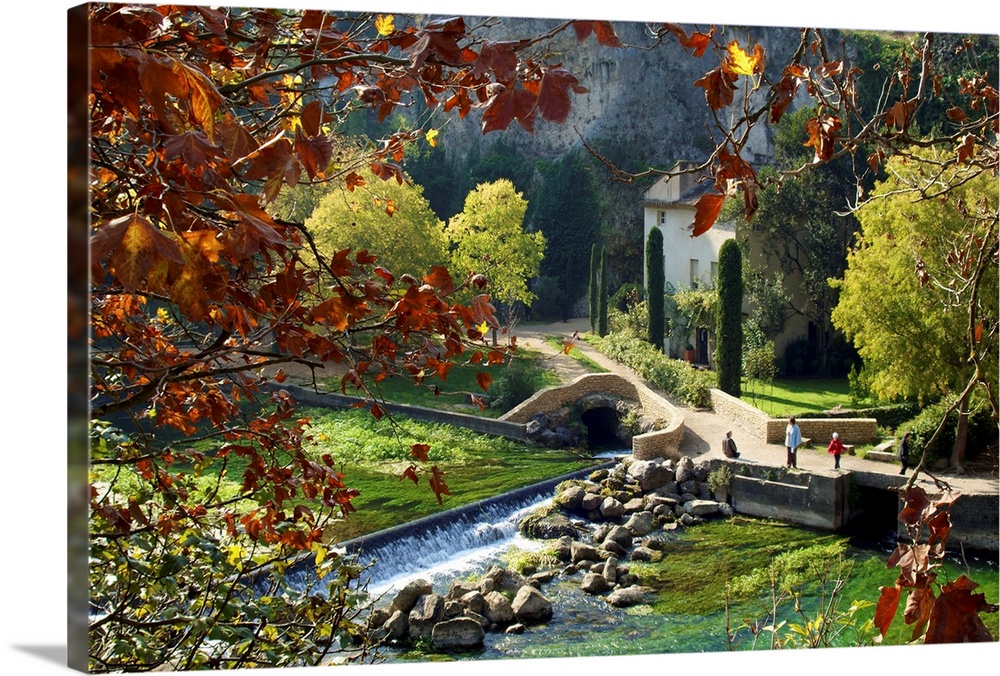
left=709, top=388, right=879, bottom=445
left=502, top=374, right=685, bottom=461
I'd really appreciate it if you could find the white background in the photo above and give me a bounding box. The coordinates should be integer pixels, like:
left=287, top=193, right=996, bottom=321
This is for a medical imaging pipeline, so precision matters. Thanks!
left=3, top=1, right=997, bottom=674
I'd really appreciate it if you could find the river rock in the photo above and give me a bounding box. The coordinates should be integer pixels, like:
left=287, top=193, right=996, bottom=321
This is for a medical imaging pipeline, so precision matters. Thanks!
left=483, top=591, right=515, bottom=626
left=443, top=599, right=464, bottom=619
left=679, top=512, right=705, bottom=526
left=624, top=497, right=646, bottom=513
left=685, top=500, right=722, bottom=517
left=520, top=505, right=577, bottom=539
left=581, top=571, right=611, bottom=594
left=602, top=556, right=619, bottom=584
left=431, top=617, right=485, bottom=651
left=606, top=585, right=655, bottom=608
left=552, top=535, right=574, bottom=562
left=600, top=496, right=625, bottom=520
left=694, top=462, right=711, bottom=481
left=601, top=541, right=627, bottom=558
left=554, top=484, right=586, bottom=512
left=624, top=511, right=655, bottom=536
left=390, top=579, right=433, bottom=615
left=570, top=541, right=602, bottom=563
left=581, top=492, right=603, bottom=512
left=408, top=593, right=444, bottom=641
left=461, top=590, right=485, bottom=616
left=679, top=479, right=699, bottom=495
left=512, top=585, right=553, bottom=624
left=604, top=525, right=634, bottom=548
left=531, top=570, right=557, bottom=584
left=627, top=459, right=675, bottom=492
left=506, top=623, right=526, bottom=634
left=447, top=579, right=478, bottom=600
left=675, top=457, right=696, bottom=484
left=483, top=566, right=524, bottom=594
left=383, top=609, right=408, bottom=642
left=629, top=546, right=661, bottom=562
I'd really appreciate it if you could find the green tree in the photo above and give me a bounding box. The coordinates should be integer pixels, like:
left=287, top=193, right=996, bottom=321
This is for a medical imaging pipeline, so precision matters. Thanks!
left=598, top=246, right=609, bottom=336
left=445, top=179, right=546, bottom=322
left=831, top=150, right=998, bottom=469
left=589, top=243, right=599, bottom=333
left=306, top=166, right=449, bottom=280
left=715, top=239, right=743, bottom=395
left=646, top=227, right=665, bottom=351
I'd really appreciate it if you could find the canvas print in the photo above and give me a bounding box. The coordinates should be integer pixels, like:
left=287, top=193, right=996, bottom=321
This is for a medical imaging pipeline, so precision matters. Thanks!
left=69, top=1, right=999, bottom=673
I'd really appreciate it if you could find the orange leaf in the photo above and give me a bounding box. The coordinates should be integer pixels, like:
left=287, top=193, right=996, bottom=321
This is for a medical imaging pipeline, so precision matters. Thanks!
left=957, top=134, right=976, bottom=163
left=694, top=66, right=737, bottom=110
left=874, top=585, right=902, bottom=637
left=400, top=464, right=419, bottom=485
left=803, top=114, right=842, bottom=163
left=724, top=41, right=764, bottom=77
left=274, top=369, right=287, bottom=383
left=689, top=193, right=726, bottom=237
left=345, top=171, right=366, bottom=191
left=410, top=443, right=430, bottom=462
left=476, top=371, right=492, bottom=391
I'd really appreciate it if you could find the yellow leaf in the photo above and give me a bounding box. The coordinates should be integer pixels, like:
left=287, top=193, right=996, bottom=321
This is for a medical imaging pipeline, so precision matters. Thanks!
left=312, top=542, right=326, bottom=566
left=426, top=128, right=439, bottom=148
left=725, top=40, right=764, bottom=77
left=375, top=14, right=394, bottom=36
left=477, top=321, right=489, bottom=336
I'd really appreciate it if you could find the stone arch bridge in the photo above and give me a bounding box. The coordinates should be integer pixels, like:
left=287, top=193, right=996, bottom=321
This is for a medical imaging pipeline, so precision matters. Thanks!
left=500, top=373, right=685, bottom=461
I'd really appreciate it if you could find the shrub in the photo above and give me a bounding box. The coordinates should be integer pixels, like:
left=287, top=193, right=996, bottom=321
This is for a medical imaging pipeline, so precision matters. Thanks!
left=610, top=283, right=644, bottom=312
left=488, top=358, right=540, bottom=412
left=896, top=400, right=996, bottom=464
left=715, top=239, right=742, bottom=395
left=595, top=332, right=713, bottom=408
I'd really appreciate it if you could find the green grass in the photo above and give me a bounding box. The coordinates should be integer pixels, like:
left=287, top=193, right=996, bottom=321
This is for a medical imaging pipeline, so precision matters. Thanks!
left=320, top=347, right=557, bottom=417
left=741, top=378, right=871, bottom=417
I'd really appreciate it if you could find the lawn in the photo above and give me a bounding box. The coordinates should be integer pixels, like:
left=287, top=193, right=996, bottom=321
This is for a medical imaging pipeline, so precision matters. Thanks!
left=740, top=378, right=869, bottom=417
left=319, top=346, right=559, bottom=417
left=542, top=335, right=609, bottom=373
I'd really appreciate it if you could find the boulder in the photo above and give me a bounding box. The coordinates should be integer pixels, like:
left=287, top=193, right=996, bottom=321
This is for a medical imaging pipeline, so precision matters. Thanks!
left=679, top=479, right=699, bottom=495
left=520, top=506, right=577, bottom=540
left=552, top=535, right=574, bottom=562
left=623, top=497, right=646, bottom=513
left=604, top=525, right=634, bottom=548
left=624, top=511, right=655, bottom=536
left=505, top=623, right=526, bottom=635
left=602, top=556, right=619, bottom=585
left=447, top=580, right=478, bottom=601
left=629, top=546, right=661, bottom=562
left=461, top=590, right=485, bottom=616
left=389, top=579, right=433, bottom=615
left=600, top=541, right=627, bottom=558
left=443, top=599, right=464, bottom=619
left=599, top=496, right=625, bottom=520
left=512, top=585, right=553, bottom=624
left=627, top=459, right=675, bottom=492
left=483, top=566, right=524, bottom=594
left=431, top=617, right=485, bottom=651
left=382, top=609, right=408, bottom=642
left=581, top=572, right=611, bottom=594
left=685, top=500, right=722, bottom=517
left=554, top=485, right=587, bottom=512
left=581, top=493, right=603, bottom=512
left=570, top=541, right=602, bottom=564
left=675, top=457, right=696, bottom=484
left=407, top=593, right=444, bottom=641
left=694, top=462, right=711, bottom=481
left=482, top=591, right=515, bottom=627
left=606, top=585, right=655, bottom=608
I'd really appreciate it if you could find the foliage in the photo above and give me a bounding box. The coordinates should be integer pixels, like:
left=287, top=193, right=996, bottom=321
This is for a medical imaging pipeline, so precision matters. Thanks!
left=610, top=283, right=645, bottom=312
left=487, top=357, right=545, bottom=412
left=646, top=227, right=665, bottom=351
left=598, top=246, right=609, bottom=336
left=596, top=333, right=714, bottom=408
left=530, top=150, right=606, bottom=318
left=715, top=239, right=743, bottom=395
left=707, top=464, right=733, bottom=494
left=608, top=299, right=648, bottom=339
left=86, top=4, right=619, bottom=670
left=743, top=269, right=789, bottom=344
left=830, top=149, right=998, bottom=467
left=445, top=179, right=546, bottom=317
left=895, top=399, right=997, bottom=466
left=874, top=486, right=998, bottom=644
left=305, top=165, right=449, bottom=279
left=589, top=243, right=599, bottom=332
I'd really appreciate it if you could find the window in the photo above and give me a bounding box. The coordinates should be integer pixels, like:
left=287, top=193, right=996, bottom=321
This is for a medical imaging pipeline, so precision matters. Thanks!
left=658, top=210, right=666, bottom=225
left=710, top=261, right=719, bottom=280
left=689, top=259, right=699, bottom=287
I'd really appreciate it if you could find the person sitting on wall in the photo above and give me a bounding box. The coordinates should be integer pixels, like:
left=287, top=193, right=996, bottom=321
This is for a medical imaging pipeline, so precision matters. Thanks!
left=723, top=430, right=740, bottom=458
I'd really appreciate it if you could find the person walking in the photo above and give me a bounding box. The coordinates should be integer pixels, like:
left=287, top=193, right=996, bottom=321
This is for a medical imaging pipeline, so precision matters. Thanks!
left=785, top=416, right=802, bottom=468
left=898, top=431, right=912, bottom=475
left=827, top=431, right=844, bottom=470
left=723, top=430, right=740, bottom=458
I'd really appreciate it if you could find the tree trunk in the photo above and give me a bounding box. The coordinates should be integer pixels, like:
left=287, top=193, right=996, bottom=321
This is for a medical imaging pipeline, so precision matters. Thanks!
left=950, top=390, right=969, bottom=473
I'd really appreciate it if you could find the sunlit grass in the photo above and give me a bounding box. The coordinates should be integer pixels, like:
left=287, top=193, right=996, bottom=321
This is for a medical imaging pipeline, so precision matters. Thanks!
left=741, top=378, right=872, bottom=417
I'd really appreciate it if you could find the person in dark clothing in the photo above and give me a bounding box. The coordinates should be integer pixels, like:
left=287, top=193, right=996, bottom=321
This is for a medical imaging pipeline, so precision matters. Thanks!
left=898, top=431, right=912, bottom=475
left=723, top=430, right=740, bottom=458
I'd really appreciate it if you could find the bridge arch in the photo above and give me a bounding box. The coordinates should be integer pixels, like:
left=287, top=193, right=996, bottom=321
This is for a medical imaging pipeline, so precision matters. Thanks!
left=500, top=373, right=686, bottom=460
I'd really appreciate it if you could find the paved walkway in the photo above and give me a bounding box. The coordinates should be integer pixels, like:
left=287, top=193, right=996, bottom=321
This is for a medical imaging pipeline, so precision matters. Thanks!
left=514, top=319, right=999, bottom=497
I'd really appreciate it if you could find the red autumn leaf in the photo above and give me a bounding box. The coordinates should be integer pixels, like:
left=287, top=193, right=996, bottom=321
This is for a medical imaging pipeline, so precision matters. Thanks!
left=694, top=66, right=737, bottom=110
left=803, top=114, right=842, bottom=163
left=664, top=23, right=714, bottom=57
left=474, top=40, right=520, bottom=82
left=476, top=371, right=493, bottom=391
left=400, top=464, right=419, bottom=485
left=903, top=585, right=937, bottom=640
left=770, top=71, right=801, bottom=123
left=370, top=403, right=384, bottom=420
left=946, top=106, right=968, bottom=123
left=572, top=21, right=622, bottom=48
left=470, top=394, right=486, bottom=412
left=410, top=443, right=430, bottom=462
left=924, top=577, right=997, bottom=643
left=886, top=99, right=916, bottom=129
left=689, top=192, right=726, bottom=237
left=300, top=99, right=324, bottom=137
left=481, top=86, right=537, bottom=134
left=429, top=465, right=451, bottom=505
left=898, top=486, right=931, bottom=527
left=274, top=369, right=287, bottom=383
left=957, top=134, right=976, bottom=163
left=345, top=171, right=366, bottom=191
left=874, top=585, right=903, bottom=637
left=423, top=266, right=456, bottom=295
left=370, top=161, right=405, bottom=184
left=538, top=67, right=586, bottom=124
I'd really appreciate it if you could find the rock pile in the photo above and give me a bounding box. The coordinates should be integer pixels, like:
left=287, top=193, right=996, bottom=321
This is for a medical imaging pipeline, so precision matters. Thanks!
left=366, top=456, right=732, bottom=654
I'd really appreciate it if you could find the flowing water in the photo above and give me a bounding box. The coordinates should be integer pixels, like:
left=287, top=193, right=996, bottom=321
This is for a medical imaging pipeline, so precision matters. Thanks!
left=344, top=491, right=1000, bottom=662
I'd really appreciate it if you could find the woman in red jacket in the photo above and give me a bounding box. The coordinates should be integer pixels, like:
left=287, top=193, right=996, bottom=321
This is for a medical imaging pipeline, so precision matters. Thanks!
left=827, top=432, right=844, bottom=470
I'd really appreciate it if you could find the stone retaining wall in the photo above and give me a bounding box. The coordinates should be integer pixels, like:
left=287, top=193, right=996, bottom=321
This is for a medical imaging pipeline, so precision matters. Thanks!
left=502, top=374, right=685, bottom=461
left=709, top=388, right=879, bottom=445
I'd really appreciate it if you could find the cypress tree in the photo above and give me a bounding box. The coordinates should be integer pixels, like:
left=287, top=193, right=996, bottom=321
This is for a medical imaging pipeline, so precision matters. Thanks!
left=589, top=243, right=599, bottom=333
left=598, top=246, right=609, bottom=337
left=646, top=227, right=665, bottom=351
left=715, top=239, right=743, bottom=396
